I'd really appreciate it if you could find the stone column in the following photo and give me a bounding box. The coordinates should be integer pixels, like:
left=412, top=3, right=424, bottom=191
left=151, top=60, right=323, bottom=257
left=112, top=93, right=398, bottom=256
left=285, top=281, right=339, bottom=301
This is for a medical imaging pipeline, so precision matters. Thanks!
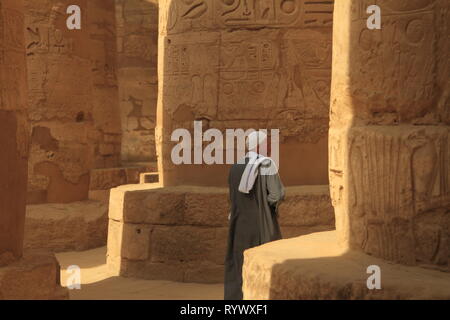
left=0, top=0, right=29, bottom=265
left=241, top=0, right=449, bottom=300
left=157, top=0, right=334, bottom=187
left=330, top=0, right=450, bottom=269
left=115, top=0, right=159, bottom=164
left=24, top=0, right=122, bottom=204
left=0, top=0, right=68, bottom=300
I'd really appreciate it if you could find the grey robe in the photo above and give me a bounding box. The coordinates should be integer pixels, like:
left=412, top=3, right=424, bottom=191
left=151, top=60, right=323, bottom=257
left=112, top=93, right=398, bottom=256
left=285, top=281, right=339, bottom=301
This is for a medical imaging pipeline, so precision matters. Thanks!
left=224, top=157, right=285, bottom=300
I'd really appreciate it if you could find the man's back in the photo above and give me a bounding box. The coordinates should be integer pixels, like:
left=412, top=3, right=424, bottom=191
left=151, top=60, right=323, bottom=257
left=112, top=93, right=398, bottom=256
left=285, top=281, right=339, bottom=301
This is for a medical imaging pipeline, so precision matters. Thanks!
left=228, top=159, right=262, bottom=248
left=225, top=157, right=284, bottom=300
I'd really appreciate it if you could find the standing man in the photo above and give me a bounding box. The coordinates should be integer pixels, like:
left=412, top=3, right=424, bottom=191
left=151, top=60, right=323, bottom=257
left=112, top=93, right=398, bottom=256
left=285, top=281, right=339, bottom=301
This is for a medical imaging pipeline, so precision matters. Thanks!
left=224, top=131, right=285, bottom=300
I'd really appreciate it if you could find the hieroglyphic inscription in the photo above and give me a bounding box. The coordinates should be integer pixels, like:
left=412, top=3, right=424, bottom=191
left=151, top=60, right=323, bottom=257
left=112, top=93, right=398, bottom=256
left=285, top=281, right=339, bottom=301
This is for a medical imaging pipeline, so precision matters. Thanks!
left=216, top=0, right=334, bottom=27
left=164, top=34, right=220, bottom=119
left=162, top=0, right=334, bottom=33
left=27, top=26, right=74, bottom=55
left=216, top=0, right=301, bottom=27
left=347, top=127, right=450, bottom=266
left=353, top=1, right=437, bottom=122
left=218, top=37, right=280, bottom=119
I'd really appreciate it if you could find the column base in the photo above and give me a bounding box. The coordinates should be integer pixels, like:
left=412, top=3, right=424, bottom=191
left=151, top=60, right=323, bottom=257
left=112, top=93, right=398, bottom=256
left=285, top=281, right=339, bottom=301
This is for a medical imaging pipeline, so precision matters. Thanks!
left=243, top=231, right=450, bottom=300
left=0, top=251, right=68, bottom=300
left=106, top=184, right=335, bottom=284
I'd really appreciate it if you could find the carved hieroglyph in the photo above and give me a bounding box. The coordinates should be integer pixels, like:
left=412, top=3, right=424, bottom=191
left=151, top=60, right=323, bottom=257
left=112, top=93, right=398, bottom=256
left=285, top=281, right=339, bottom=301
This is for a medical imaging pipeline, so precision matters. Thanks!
left=24, top=0, right=121, bottom=204
left=116, top=0, right=159, bottom=163
left=0, top=0, right=29, bottom=263
left=158, top=0, right=334, bottom=186
left=330, top=0, right=450, bottom=270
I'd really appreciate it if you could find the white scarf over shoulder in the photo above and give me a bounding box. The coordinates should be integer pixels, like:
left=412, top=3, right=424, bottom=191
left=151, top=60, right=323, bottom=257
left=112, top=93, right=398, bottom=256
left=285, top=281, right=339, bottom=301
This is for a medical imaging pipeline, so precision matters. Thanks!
left=238, top=151, right=276, bottom=194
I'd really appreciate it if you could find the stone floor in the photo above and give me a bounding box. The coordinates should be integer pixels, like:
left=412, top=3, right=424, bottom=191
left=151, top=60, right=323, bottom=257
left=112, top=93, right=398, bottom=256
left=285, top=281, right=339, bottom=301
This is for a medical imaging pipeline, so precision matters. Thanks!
left=56, top=247, right=224, bottom=300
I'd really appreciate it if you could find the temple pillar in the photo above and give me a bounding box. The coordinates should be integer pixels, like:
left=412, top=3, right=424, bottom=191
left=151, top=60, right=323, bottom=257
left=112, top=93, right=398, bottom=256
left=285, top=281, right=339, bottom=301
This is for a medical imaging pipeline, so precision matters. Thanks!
left=0, top=0, right=67, bottom=299
left=329, top=0, right=450, bottom=269
left=242, top=0, right=450, bottom=299
left=156, top=0, right=333, bottom=187
left=0, top=0, right=29, bottom=266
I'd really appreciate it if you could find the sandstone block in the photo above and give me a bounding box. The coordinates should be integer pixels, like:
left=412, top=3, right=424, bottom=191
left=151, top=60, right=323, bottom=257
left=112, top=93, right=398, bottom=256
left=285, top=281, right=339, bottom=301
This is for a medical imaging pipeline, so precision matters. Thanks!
left=90, top=165, right=150, bottom=191
left=0, top=251, right=68, bottom=300
left=124, top=189, right=185, bottom=224
left=88, top=190, right=110, bottom=203
left=139, top=172, right=159, bottom=183
left=243, top=232, right=450, bottom=300
left=184, top=192, right=229, bottom=227
left=107, top=220, right=152, bottom=261
left=24, top=201, right=108, bottom=252
left=278, top=185, right=335, bottom=227
left=150, top=226, right=216, bottom=263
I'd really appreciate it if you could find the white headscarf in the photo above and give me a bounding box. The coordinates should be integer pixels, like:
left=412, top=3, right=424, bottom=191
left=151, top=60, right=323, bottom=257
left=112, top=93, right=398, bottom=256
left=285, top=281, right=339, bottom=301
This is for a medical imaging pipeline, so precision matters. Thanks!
left=238, top=131, right=277, bottom=193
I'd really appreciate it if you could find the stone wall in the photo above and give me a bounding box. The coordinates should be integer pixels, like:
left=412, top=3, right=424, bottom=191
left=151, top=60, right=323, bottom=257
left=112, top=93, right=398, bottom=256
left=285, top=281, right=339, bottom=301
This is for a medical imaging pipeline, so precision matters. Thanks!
left=116, top=0, right=159, bottom=163
left=330, top=0, right=450, bottom=270
left=0, top=0, right=29, bottom=263
left=157, top=0, right=334, bottom=187
left=24, top=0, right=121, bottom=204
left=107, top=185, right=334, bottom=283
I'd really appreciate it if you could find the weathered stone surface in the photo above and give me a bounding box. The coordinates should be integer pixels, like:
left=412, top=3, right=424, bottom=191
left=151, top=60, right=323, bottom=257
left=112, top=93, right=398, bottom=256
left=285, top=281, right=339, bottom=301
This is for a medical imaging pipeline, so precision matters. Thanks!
left=24, top=0, right=122, bottom=204
left=140, top=172, right=159, bottom=184
left=329, top=0, right=450, bottom=270
left=150, top=226, right=216, bottom=263
left=116, top=0, right=159, bottom=163
left=0, top=0, right=68, bottom=300
left=157, top=0, right=333, bottom=187
left=0, top=251, right=68, bottom=300
left=107, top=256, right=224, bottom=284
left=88, top=190, right=111, bottom=203
left=0, top=0, right=29, bottom=262
left=243, top=232, right=450, bottom=300
left=184, top=192, right=230, bottom=227
left=24, top=201, right=108, bottom=252
left=278, top=186, right=335, bottom=227
left=106, top=185, right=334, bottom=283
left=237, top=0, right=450, bottom=300
left=89, top=165, right=153, bottom=191
left=110, top=186, right=184, bottom=224
left=110, top=184, right=334, bottom=226
left=107, top=219, right=152, bottom=261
